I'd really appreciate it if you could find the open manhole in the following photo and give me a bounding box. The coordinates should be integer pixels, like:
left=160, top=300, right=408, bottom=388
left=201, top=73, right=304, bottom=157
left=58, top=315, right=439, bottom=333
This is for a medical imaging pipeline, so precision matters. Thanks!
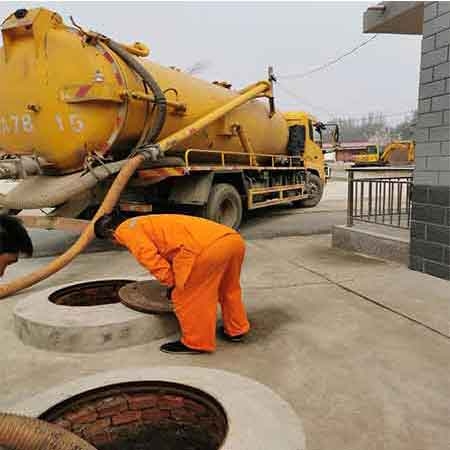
left=49, top=280, right=135, bottom=307
left=15, top=278, right=179, bottom=352
left=39, top=381, right=228, bottom=450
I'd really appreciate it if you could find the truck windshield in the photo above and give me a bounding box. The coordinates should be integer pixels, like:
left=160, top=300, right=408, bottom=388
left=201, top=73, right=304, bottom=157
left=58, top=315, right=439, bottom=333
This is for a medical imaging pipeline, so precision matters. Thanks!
left=314, top=128, right=322, bottom=143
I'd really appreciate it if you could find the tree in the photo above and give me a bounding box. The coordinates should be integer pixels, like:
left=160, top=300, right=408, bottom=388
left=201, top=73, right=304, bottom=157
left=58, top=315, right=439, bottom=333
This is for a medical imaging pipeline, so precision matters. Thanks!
left=391, top=111, right=417, bottom=140
left=330, top=112, right=389, bottom=143
left=328, top=111, right=417, bottom=144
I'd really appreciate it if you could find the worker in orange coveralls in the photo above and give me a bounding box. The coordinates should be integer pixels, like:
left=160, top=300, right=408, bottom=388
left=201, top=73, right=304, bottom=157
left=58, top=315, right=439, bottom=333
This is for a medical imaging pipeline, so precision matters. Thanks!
left=94, top=213, right=250, bottom=354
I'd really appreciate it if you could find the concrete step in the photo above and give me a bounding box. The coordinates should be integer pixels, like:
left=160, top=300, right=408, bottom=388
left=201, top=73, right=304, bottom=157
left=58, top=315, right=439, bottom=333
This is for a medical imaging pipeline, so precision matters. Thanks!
left=332, top=223, right=410, bottom=264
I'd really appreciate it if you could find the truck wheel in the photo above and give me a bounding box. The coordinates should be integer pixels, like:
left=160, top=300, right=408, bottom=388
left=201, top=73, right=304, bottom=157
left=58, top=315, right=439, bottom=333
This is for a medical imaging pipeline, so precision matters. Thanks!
left=205, top=183, right=243, bottom=229
left=293, top=173, right=323, bottom=208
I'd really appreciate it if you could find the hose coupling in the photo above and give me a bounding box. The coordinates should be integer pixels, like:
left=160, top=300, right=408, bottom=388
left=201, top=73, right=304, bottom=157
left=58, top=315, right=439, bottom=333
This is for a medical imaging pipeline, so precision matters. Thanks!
left=132, top=144, right=162, bottom=161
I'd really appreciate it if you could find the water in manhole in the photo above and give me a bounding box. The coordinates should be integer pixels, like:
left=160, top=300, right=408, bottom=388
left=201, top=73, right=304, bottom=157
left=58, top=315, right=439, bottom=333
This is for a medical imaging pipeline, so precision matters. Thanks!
left=39, top=381, right=228, bottom=450
left=48, top=280, right=134, bottom=307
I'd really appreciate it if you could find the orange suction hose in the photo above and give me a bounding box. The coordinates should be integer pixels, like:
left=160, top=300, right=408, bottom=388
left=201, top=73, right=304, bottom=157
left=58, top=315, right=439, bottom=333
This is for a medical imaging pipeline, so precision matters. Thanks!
left=0, top=153, right=146, bottom=299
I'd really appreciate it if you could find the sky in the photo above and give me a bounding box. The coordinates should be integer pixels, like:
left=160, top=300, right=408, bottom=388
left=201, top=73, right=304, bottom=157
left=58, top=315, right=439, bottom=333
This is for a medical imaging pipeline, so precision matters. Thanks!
left=0, top=1, right=422, bottom=124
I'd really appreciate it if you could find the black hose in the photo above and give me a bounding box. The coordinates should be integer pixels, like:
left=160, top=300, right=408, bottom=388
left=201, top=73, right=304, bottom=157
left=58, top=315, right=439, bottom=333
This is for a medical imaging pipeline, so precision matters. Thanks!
left=105, top=39, right=167, bottom=145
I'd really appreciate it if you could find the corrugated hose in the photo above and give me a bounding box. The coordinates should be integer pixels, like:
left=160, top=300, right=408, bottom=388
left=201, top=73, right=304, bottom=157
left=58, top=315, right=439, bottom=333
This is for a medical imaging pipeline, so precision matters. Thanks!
left=0, top=413, right=96, bottom=450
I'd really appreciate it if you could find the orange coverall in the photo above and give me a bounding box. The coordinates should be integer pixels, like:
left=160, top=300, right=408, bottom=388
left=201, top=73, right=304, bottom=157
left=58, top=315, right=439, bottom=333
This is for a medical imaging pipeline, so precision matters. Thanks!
left=114, top=215, right=250, bottom=351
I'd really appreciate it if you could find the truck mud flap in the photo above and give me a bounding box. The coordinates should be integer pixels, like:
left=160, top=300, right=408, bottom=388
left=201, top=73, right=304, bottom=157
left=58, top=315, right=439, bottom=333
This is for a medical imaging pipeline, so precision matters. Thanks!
left=169, top=172, right=214, bottom=206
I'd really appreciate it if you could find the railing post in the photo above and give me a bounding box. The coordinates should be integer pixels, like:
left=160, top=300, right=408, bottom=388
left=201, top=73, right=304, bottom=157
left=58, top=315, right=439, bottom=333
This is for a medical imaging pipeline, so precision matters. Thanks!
left=407, top=178, right=413, bottom=228
left=347, top=169, right=354, bottom=227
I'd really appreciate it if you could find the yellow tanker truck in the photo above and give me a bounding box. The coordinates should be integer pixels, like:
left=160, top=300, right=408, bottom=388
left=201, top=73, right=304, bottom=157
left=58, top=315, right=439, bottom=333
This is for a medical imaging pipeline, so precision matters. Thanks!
left=0, top=8, right=338, bottom=230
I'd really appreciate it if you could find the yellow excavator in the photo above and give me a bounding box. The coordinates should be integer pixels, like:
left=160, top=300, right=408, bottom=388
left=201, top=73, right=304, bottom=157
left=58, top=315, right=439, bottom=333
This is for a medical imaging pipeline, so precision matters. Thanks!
left=354, top=140, right=415, bottom=166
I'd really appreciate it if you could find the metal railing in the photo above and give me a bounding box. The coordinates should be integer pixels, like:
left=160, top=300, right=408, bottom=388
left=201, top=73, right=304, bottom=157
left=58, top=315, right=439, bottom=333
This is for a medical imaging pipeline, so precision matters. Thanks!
left=184, top=148, right=303, bottom=168
left=347, top=167, right=414, bottom=229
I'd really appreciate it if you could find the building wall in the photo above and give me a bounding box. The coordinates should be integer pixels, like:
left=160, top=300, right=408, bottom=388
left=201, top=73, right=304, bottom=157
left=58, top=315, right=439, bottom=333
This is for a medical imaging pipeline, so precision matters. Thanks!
left=410, top=2, right=450, bottom=280
left=335, top=149, right=364, bottom=162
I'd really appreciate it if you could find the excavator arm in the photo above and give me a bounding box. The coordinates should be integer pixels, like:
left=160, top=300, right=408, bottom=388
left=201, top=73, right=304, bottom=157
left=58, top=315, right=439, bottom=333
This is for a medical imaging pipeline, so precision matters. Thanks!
left=380, top=140, right=415, bottom=164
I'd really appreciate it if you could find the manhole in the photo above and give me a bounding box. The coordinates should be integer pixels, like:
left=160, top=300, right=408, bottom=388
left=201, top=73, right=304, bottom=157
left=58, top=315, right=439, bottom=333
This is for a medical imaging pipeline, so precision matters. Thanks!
left=11, top=367, right=306, bottom=450
left=14, top=278, right=179, bottom=353
left=39, top=381, right=228, bottom=450
left=118, top=281, right=174, bottom=314
left=49, top=280, right=134, bottom=307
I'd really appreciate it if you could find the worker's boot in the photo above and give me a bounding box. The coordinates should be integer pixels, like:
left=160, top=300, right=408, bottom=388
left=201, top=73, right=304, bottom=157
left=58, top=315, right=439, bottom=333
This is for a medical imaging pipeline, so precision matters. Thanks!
left=160, top=340, right=205, bottom=355
left=218, top=326, right=247, bottom=343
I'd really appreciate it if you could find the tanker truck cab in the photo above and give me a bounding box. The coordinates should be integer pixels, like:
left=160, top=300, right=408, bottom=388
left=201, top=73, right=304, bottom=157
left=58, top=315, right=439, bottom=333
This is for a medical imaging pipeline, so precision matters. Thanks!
left=282, top=112, right=328, bottom=207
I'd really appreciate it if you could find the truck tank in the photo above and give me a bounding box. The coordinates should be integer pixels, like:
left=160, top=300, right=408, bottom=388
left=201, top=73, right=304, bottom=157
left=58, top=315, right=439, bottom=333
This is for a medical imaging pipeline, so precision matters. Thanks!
left=0, top=8, right=289, bottom=174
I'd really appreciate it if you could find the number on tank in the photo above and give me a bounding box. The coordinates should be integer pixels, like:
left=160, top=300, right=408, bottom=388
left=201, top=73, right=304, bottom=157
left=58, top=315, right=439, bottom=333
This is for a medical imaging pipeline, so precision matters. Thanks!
left=0, top=114, right=34, bottom=134
left=55, top=113, right=85, bottom=133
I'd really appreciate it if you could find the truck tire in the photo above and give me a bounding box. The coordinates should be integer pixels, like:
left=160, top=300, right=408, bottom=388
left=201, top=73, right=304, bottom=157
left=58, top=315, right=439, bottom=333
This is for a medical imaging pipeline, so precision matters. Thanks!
left=204, top=183, right=243, bottom=229
left=293, top=173, right=323, bottom=208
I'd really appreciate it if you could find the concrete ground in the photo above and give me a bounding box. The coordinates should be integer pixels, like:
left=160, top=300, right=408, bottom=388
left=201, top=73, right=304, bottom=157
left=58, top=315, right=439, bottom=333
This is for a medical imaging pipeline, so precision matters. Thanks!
left=242, top=179, right=347, bottom=239
left=1, top=234, right=449, bottom=450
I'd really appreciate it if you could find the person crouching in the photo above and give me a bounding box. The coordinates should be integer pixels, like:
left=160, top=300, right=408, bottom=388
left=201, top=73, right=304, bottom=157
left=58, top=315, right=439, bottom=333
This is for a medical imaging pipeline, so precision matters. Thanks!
left=94, top=213, right=250, bottom=354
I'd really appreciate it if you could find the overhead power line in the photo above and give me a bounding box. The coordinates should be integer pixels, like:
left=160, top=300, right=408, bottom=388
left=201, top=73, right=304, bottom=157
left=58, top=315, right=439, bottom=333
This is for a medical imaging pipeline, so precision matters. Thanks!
left=276, top=82, right=337, bottom=117
left=279, top=35, right=378, bottom=80
left=276, top=81, right=415, bottom=122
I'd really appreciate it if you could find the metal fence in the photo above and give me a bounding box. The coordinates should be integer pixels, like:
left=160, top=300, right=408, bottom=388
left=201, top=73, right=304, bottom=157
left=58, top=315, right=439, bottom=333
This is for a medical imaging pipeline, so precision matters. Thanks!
left=347, top=167, right=414, bottom=229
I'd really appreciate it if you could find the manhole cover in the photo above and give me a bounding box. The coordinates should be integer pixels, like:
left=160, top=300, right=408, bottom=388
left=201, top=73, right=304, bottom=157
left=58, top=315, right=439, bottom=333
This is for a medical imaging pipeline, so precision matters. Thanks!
left=119, top=281, right=174, bottom=314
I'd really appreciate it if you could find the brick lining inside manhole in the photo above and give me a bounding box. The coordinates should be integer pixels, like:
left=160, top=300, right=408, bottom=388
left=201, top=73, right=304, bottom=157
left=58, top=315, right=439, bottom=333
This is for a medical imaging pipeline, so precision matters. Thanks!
left=38, top=381, right=228, bottom=450
left=48, top=280, right=135, bottom=307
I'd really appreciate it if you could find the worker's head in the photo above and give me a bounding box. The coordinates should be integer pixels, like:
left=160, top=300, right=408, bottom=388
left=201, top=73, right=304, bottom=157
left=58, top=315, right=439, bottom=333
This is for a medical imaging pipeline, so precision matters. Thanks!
left=94, top=211, right=127, bottom=240
left=0, top=215, right=33, bottom=277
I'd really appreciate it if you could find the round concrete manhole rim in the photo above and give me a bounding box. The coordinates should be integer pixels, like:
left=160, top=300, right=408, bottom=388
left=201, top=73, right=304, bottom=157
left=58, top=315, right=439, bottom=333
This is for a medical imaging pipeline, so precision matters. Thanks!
left=13, top=277, right=178, bottom=353
left=38, top=380, right=229, bottom=450
left=9, top=367, right=306, bottom=450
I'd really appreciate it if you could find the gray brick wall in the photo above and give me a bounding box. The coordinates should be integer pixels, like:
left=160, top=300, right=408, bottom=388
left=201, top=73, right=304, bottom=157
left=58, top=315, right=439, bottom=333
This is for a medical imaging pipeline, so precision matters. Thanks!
left=410, top=185, right=450, bottom=279
left=431, top=93, right=450, bottom=111
left=411, top=2, right=450, bottom=280
left=415, top=2, right=450, bottom=186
